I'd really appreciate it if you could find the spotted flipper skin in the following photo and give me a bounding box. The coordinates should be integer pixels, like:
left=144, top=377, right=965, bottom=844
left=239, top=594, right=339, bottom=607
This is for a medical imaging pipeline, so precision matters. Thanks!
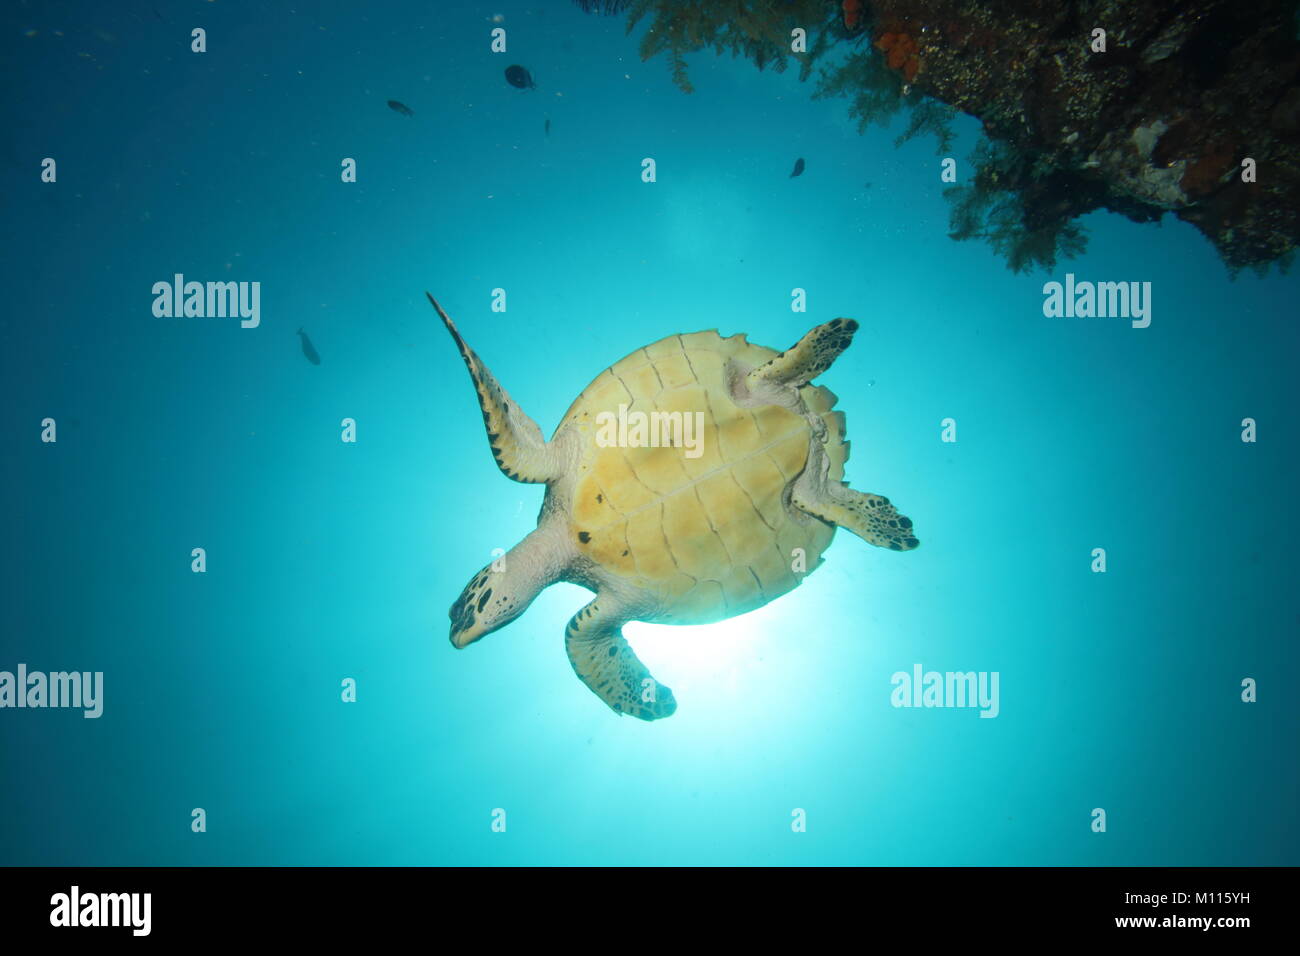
left=795, top=484, right=919, bottom=552
left=428, top=292, right=562, bottom=483
left=744, top=318, right=859, bottom=392
left=565, top=599, right=677, bottom=721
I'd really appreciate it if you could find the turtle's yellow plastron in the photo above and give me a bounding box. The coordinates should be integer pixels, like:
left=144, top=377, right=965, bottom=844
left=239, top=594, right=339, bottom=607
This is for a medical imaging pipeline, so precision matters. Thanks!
left=430, top=293, right=918, bottom=721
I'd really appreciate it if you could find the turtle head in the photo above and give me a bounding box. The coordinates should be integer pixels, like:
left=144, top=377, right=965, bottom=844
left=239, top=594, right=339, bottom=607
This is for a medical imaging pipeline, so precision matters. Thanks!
left=447, top=530, right=561, bottom=648
left=448, top=565, right=518, bottom=648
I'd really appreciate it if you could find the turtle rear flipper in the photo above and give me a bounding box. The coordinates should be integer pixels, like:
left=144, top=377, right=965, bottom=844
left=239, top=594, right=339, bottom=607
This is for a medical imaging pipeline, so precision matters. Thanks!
left=795, top=483, right=919, bottom=551
left=791, top=437, right=919, bottom=551
left=428, top=293, right=564, bottom=483
left=565, top=598, right=677, bottom=721
left=744, top=318, right=859, bottom=395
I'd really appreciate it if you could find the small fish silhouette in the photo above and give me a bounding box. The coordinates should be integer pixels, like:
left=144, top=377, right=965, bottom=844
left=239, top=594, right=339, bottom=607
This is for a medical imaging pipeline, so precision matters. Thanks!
left=789, top=157, right=805, bottom=178
left=387, top=99, right=414, bottom=117
left=544, top=117, right=551, bottom=136
left=505, top=65, right=535, bottom=90
left=297, top=328, right=321, bottom=365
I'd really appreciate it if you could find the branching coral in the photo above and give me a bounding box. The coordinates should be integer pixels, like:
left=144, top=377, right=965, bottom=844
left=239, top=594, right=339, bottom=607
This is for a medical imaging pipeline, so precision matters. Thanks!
left=624, top=0, right=839, bottom=94
left=894, top=98, right=956, bottom=153
left=572, top=0, right=633, bottom=13
left=946, top=141, right=1089, bottom=274
left=813, top=48, right=907, bottom=132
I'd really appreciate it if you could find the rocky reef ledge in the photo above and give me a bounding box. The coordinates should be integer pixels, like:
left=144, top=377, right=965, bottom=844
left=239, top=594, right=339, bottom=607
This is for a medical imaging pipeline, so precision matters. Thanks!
left=580, top=0, right=1300, bottom=275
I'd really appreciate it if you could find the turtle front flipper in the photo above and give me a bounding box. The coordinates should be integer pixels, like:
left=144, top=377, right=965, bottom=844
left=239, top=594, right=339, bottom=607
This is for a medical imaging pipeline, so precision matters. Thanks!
left=744, top=318, right=858, bottom=395
left=428, top=292, right=563, bottom=483
left=565, top=598, right=677, bottom=720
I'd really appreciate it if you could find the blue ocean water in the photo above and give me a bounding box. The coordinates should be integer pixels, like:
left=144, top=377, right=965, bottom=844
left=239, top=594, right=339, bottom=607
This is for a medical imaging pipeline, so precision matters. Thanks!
left=2, top=0, right=1296, bottom=866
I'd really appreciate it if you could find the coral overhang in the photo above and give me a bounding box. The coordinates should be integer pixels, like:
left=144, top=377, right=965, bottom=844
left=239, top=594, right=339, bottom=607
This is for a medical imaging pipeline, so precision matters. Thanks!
left=586, top=0, right=1300, bottom=274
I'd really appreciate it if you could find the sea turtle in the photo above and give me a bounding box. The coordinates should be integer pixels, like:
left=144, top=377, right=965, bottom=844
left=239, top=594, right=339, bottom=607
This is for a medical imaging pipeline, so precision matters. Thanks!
left=429, top=293, right=918, bottom=721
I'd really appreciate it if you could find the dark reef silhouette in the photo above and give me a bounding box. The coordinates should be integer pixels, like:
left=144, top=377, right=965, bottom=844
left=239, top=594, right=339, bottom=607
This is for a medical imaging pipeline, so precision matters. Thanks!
left=576, top=0, right=1300, bottom=276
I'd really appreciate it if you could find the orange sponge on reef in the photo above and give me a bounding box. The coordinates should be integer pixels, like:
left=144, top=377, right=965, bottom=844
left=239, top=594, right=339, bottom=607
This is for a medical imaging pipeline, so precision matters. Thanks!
left=875, top=31, right=921, bottom=83
left=842, top=0, right=864, bottom=33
